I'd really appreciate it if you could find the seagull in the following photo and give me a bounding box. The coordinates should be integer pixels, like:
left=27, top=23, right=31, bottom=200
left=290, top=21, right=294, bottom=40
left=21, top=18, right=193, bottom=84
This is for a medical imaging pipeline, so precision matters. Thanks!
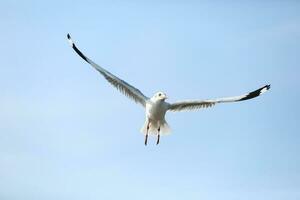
left=67, top=34, right=270, bottom=145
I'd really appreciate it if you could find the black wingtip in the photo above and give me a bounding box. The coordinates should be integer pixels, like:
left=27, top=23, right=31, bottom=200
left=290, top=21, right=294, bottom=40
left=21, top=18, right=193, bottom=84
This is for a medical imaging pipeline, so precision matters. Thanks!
left=239, top=84, right=270, bottom=101
left=67, top=35, right=88, bottom=62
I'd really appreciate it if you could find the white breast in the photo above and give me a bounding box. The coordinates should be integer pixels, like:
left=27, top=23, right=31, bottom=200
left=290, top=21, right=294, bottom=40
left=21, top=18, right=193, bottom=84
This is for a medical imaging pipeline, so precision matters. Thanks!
left=146, top=100, right=169, bottom=121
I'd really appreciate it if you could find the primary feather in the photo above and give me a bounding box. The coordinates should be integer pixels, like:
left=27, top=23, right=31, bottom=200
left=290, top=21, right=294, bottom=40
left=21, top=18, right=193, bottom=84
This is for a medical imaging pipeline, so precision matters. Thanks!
left=67, top=34, right=149, bottom=107
left=168, top=85, right=271, bottom=112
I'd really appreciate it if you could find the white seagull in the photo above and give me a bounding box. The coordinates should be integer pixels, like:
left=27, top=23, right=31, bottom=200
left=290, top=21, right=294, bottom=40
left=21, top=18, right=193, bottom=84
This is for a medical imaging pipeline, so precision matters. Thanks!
left=67, top=34, right=270, bottom=145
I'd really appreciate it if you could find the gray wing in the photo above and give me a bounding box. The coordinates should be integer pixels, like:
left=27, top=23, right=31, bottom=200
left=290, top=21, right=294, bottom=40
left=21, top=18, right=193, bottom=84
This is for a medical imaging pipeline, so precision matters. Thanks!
left=67, top=34, right=149, bottom=107
left=168, top=85, right=270, bottom=112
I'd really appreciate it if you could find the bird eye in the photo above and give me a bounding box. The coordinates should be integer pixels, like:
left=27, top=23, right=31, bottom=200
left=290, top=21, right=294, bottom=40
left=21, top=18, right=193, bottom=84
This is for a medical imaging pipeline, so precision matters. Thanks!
left=159, top=93, right=162, bottom=96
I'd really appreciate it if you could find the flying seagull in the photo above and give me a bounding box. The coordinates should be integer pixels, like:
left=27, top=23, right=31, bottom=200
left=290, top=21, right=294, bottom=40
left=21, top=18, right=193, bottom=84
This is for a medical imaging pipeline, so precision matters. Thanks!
left=67, top=34, right=270, bottom=145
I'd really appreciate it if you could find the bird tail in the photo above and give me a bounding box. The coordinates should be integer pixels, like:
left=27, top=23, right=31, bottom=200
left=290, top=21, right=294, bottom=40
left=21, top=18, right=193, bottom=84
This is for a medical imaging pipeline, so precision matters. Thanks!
left=140, top=120, right=171, bottom=136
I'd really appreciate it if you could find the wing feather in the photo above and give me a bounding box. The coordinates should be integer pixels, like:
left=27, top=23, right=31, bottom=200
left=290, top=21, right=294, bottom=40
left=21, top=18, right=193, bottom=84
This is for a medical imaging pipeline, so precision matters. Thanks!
left=168, top=85, right=270, bottom=112
left=67, top=34, right=149, bottom=107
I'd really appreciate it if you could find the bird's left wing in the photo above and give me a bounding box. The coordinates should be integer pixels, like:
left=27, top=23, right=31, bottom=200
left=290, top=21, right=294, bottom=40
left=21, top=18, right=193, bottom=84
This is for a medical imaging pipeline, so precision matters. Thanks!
left=168, top=85, right=270, bottom=112
left=67, top=34, right=149, bottom=107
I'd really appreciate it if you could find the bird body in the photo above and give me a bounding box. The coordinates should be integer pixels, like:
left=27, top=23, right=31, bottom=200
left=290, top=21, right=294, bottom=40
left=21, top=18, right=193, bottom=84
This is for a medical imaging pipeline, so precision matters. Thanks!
left=143, top=93, right=170, bottom=136
left=67, top=34, right=270, bottom=145
left=146, top=93, right=168, bottom=121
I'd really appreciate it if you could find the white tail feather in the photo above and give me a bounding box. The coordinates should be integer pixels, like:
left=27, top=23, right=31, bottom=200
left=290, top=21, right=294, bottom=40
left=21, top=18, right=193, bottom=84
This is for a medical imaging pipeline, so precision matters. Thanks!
left=140, top=119, right=171, bottom=136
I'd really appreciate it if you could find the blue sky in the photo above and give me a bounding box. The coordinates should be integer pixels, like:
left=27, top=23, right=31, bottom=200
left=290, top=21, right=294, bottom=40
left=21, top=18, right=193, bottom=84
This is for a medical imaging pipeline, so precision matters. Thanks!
left=1, top=1, right=299, bottom=199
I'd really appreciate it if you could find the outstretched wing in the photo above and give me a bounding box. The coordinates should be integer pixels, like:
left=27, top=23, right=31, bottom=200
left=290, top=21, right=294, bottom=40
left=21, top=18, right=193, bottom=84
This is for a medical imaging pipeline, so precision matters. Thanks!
left=67, top=34, right=149, bottom=107
left=168, top=85, right=270, bottom=112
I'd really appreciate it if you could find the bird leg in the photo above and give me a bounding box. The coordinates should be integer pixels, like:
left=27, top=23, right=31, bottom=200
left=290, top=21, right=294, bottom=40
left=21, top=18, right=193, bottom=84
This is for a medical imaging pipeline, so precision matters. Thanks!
left=156, top=127, right=160, bottom=145
left=145, top=122, right=150, bottom=146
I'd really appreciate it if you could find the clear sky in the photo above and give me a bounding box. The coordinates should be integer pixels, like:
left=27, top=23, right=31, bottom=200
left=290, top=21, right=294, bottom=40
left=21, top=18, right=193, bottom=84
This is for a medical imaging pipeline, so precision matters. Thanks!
left=1, top=1, right=299, bottom=199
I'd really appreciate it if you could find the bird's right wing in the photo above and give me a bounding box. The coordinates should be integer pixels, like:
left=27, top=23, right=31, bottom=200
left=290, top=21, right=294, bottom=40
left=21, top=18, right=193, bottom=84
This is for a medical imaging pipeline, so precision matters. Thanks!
left=168, top=85, right=270, bottom=112
left=67, top=34, right=149, bottom=107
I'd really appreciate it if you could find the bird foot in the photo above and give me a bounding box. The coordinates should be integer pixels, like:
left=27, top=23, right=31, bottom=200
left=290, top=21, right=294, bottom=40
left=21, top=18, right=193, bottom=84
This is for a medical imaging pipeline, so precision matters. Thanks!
left=144, top=135, right=148, bottom=146
left=156, top=135, right=160, bottom=145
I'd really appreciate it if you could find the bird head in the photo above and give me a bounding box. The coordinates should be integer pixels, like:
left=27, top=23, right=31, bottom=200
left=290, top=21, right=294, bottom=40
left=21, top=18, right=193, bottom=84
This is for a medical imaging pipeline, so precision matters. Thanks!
left=152, top=92, right=168, bottom=101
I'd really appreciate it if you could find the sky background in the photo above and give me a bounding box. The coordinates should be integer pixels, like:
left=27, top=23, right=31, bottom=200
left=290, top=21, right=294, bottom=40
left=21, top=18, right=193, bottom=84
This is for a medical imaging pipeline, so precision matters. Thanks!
left=1, top=1, right=300, bottom=199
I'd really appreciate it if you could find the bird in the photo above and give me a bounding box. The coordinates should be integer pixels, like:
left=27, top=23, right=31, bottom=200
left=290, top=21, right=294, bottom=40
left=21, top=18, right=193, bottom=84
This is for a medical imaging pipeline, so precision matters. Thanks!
left=67, top=34, right=270, bottom=145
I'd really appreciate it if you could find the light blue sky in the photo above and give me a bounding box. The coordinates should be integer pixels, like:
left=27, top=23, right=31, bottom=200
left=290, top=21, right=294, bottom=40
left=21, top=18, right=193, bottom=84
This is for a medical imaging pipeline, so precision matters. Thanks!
left=1, top=1, right=299, bottom=199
